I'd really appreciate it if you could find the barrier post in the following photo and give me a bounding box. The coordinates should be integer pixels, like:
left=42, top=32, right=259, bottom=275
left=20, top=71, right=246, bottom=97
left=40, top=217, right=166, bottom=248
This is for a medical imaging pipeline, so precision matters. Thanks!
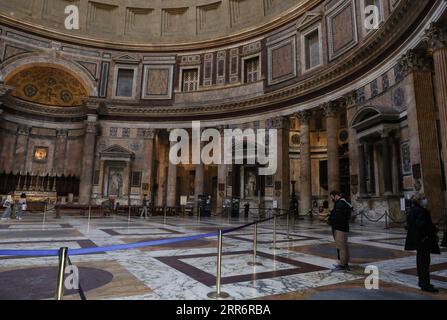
left=269, top=215, right=280, bottom=250
left=87, top=205, right=92, bottom=233
left=128, top=205, right=131, bottom=223
left=248, top=223, right=262, bottom=266
left=286, top=211, right=291, bottom=239
left=207, top=229, right=230, bottom=299
left=198, top=206, right=201, bottom=223
left=42, top=202, right=47, bottom=230
left=55, top=247, right=68, bottom=300
left=163, top=206, right=167, bottom=224
left=360, top=211, right=364, bottom=227
left=384, top=211, right=389, bottom=230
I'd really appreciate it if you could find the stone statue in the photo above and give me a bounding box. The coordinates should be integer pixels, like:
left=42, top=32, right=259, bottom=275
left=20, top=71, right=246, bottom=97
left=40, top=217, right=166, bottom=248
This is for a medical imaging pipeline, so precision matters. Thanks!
left=109, top=169, right=123, bottom=196
left=245, top=171, right=257, bottom=197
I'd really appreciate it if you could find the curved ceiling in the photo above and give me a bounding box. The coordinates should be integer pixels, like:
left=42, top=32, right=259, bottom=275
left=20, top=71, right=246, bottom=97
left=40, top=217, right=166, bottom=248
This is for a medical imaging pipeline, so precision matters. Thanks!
left=0, top=0, right=315, bottom=49
left=5, top=66, right=88, bottom=107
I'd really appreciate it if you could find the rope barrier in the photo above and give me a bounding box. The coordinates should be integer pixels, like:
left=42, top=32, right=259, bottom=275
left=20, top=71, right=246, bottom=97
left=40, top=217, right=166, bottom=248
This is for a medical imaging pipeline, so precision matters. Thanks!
left=0, top=213, right=281, bottom=257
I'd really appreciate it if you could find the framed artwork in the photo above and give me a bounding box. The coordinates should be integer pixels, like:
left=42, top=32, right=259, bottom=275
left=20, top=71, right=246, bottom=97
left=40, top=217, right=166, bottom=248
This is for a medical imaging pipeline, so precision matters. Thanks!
left=33, top=147, right=48, bottom=163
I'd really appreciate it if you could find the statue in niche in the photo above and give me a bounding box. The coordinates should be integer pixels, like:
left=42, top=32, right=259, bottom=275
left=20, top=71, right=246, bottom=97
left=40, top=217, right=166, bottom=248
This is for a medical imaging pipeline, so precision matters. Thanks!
left=244, top=169, right=257, bottom=198
left=109, top=168, right=123, bottom=197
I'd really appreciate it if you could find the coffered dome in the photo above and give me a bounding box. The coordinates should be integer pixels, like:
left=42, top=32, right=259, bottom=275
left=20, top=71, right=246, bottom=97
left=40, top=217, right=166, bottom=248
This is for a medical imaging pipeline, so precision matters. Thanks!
left=0, top=0, right=313, bottom=49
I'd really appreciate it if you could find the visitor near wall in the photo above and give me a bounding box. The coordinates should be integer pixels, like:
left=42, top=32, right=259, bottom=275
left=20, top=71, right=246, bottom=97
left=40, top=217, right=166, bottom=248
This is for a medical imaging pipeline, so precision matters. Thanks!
left=405, top=193, right=441, bottom=293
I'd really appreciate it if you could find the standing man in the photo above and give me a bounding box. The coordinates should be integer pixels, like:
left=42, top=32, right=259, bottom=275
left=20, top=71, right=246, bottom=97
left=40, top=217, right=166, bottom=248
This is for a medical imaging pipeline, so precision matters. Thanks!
left=328, top=190, right=353, bottom=272
left=140, top=195, right=149, bottom=219
left=405, top=193, right=441, bottom=293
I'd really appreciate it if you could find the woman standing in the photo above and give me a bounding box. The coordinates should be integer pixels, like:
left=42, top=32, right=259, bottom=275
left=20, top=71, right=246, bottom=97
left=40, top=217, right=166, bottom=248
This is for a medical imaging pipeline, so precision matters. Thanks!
left=16, top=193, right=27, bottom=221
left=405, top=192, right=441, bottom=293
left=1, top=192, right=14, bottom=220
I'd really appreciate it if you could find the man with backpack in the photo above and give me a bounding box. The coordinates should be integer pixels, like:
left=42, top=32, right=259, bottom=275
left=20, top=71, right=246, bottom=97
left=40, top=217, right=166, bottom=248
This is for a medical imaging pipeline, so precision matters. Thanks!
left=328, top=190, right=353, bottom=272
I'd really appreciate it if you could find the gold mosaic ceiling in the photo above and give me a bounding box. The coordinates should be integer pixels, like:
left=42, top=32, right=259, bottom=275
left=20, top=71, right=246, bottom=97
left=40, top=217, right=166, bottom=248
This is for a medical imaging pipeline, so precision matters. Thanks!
left=5, top=66, right=88, bottom=107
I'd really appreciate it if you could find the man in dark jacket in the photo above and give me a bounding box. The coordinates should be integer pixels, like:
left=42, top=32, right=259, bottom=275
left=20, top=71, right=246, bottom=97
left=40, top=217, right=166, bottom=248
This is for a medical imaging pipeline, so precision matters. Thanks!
left=405, top=193, right=441, bottom=293
left=328, top=190, right=353, bottom=272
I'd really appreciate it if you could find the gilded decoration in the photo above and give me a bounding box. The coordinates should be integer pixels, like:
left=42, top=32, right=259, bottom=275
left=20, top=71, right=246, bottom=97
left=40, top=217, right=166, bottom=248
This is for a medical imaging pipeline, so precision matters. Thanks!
left=5, top=66, right=88, bottom=107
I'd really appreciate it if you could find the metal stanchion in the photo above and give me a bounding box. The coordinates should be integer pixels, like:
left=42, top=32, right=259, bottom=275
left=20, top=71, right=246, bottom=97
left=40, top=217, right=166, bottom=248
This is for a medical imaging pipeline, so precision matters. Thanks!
left=384, top=211, right=389, bottom=229
left=248, top=223, right=262, bottom=266
left=128, top=205, right=131, bottom=222
left=207, top=229, right=229, bottom=299
left=360, top=211, right=364, bottom=227
left=198, top=207, right=201, bottom=223
left=163, top=206, right=167, bottom=224
left=269, top=215, right=280, bottom=250
left=55, top=247, right=68, bottom=300
left=42, top=202, right=47, bottom=230
left=286, top=212, right=291, bottom=239
left=87, top=205, right=91, bottom=234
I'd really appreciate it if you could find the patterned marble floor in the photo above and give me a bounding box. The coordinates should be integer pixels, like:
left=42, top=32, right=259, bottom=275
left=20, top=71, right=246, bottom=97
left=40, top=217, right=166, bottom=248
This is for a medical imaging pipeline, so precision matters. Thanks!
left=0, top=213, right=446, bottom=300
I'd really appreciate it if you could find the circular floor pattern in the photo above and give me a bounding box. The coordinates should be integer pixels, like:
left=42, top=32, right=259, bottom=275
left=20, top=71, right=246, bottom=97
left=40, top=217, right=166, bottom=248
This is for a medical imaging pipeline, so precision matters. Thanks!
left=307, top=288, right=433, bottom=300
left=0, top=266, right=114, bottom=300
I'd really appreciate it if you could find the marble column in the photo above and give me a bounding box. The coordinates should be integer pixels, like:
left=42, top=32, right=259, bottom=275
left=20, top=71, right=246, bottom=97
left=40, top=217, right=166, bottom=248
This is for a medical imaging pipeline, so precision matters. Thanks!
left=381, top=134, right=393, bottom=195
left=166, top=130, right=178, bottom=207
left=13, top=125, right=31, bottom=174
left=426, top=23, right=447, bottom=207
left=98, top=159, right=105, bottom=198
left=142, top=129, right=156, bottom=198
left=324, top=102, right=340, bottom=195
left=0, top=108, right=3, bottom=164
left=79, top=116, right=98, bottom=204
left=357, top=142, right=366, bottom=196
left=216, top=126, right=228, bottom=214
left=344, top=91, right=360, bottom=203
left=272, top=116, right=290, bottom=211
left=194, top=163, right=204, bottom=215
left=399, top=49, right=444, bottom=220
left=54, top=129, right=68, bottom=176
left=296, top=111, right=312, bottom=215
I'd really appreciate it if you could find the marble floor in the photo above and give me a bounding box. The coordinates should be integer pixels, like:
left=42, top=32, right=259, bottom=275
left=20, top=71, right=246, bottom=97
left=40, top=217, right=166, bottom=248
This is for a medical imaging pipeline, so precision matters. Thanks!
left=0, top=212, right=446, bottom=300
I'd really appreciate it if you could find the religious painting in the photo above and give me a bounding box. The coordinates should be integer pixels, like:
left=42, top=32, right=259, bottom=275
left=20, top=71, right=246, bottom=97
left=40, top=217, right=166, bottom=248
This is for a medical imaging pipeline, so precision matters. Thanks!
left=33, top=146, right=48, bottom=163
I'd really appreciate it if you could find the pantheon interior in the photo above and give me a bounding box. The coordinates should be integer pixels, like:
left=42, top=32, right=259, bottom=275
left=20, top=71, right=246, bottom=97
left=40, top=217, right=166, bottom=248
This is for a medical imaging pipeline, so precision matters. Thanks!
left=0, top=0, right=447, bottom=301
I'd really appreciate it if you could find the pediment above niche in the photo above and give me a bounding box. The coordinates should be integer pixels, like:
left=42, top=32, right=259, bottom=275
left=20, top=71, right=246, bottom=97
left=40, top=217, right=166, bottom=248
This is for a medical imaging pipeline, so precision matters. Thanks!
left=100, top=144, right=135, bottom=160
left=113, top=54, right=141, bottom=64
left=297, top=10, right=323, bottom=30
